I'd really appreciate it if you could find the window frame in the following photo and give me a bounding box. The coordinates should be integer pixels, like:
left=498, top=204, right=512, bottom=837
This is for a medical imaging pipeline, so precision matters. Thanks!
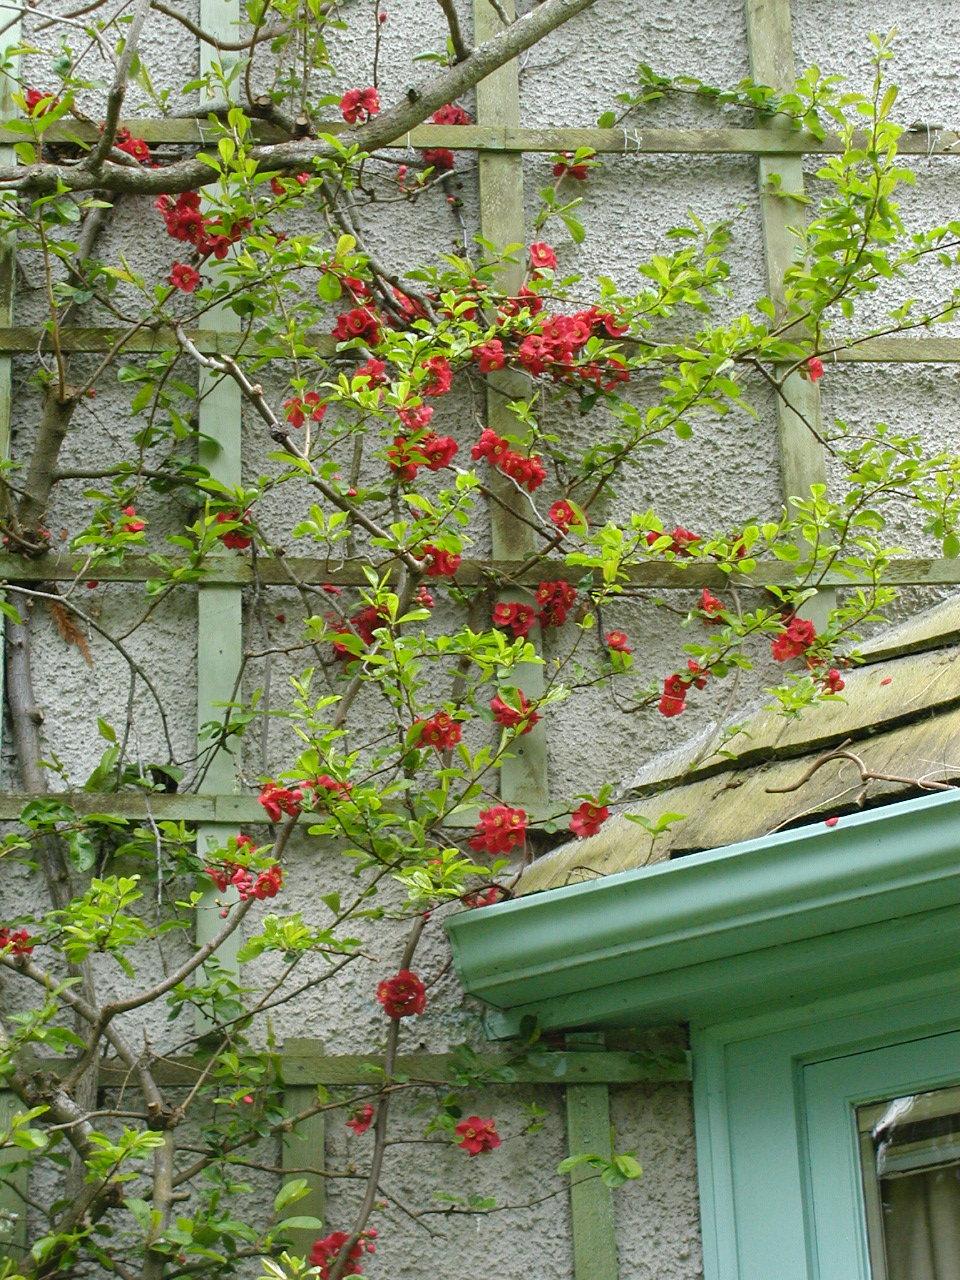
left=692, top=970, right=960, bottom=1280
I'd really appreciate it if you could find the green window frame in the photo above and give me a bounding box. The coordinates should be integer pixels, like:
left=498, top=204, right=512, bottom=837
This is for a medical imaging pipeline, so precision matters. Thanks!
left=694, top=973, right=960, bottom=1280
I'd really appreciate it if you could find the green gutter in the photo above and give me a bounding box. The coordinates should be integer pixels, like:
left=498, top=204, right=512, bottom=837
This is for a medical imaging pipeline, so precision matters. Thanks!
left=446, top=790, right=960, bottom=1037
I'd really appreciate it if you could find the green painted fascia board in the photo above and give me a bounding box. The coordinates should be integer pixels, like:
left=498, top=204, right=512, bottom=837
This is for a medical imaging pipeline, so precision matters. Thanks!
left=446, top=790, right=960, bottom=1031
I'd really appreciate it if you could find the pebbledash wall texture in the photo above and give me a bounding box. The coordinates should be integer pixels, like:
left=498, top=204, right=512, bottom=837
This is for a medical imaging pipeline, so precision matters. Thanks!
left=3, top=0, right=960, bottom=1276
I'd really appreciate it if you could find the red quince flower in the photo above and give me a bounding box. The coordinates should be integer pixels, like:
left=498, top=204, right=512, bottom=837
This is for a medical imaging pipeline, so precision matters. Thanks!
left=548, top=499, right=580, bottom=533
left=822, top=667, right=845, bottom=693
left=355, top=357, right=388, bottom=386
left=462, top=884, right=509, bottom=908
left=605, top=630, right=631, bottom=654
left=469, top=805, right=528, bottom=855
left=0, top=927, right=34, bottom=955
left=455, top=1116, right=501, bottom=1156
left=569, top=800, right=610, bottom=839
left=377, top=969, right=426, bottom=1018
left=422, top=355, right=453, bottom=396
left=552, top=151, right=590, bottom=180
left=215, top=510, right=252, bottom=549
left=284, top=391, right=327, bottom=428
left=529, top=241, right=558, bottom=271
left=699, top=588, right=724, bottom=617
left=257, top=782, right=304, bottom=822
left=771, top=615, right=817, bottom=662
left=339, top=87, right=380, bottom=124
left=806, top=356, right=825, bottom=382
left=332, top=307, right=381, bottom=344
left=24, top=88, right=56, bottom=115
left=474, top=339, right=506, bottom=373
left=120, top=505, right=145, bottom=533
left=169, top=262, right=200, bottom=293
left=490, top=689, right=539, bottom=735
left=346, top=1103, right=375, bottom=1135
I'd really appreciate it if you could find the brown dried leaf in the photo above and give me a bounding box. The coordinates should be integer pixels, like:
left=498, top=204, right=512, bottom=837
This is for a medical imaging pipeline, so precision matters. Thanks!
left=46, top=598, right=93, bottom=667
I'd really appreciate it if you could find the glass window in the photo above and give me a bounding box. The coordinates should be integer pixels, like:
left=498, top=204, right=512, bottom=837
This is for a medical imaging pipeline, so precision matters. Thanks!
left=858, top=1085, right=960, bottom=1280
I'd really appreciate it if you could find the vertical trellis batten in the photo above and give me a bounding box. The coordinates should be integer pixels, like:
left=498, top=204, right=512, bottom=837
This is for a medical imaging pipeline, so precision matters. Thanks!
left=193, top=0, right=244, bottom=1012
left=745, top=0, right=833, bottom=626
left=473, top=0, right=548, bottom=814
left=280, top=1084, right=327, bottom=1258
left=564, top=1033, right=619, bottom=1280
left=0, top=1090, right=27, bottom=1260
left=0, top=27, right=24, bottom=1258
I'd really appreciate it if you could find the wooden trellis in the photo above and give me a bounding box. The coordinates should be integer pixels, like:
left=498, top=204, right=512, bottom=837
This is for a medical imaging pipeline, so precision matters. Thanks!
left=0, top=0, right=956, bottom=1273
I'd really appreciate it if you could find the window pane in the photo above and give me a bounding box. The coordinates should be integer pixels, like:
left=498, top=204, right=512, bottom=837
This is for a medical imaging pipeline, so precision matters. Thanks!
left=858, top=1086, right=960, bottom=1280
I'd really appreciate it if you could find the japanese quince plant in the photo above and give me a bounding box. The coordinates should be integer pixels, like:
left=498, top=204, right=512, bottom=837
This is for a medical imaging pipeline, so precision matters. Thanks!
left=0, top=6, right=956, bottom=1277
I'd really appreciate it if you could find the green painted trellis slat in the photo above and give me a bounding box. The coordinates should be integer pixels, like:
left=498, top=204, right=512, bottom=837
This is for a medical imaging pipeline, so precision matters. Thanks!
left=565, top=1033, right=620, bottom=1280
left=0, top=15, right=25, bottom=1260
left=28, top=117, right=960, bottom=158
left=745, top=0, right=834, bottom=629
left=193, top=0, right=244, bottom=1018
left=474, top=0, right=549, bottom=815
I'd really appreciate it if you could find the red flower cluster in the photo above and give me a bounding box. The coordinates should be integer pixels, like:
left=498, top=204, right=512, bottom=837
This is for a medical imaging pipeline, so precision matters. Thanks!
left=284, top=391, right=327, bottom=427
left=257, top=782, right=305, bottom=822
left=462, top=884, right=509, bottom=908
left=114, top=128, right=152, bottom=165
left=553, top=151, right=590, bottom=180
left=346, top=1103, right=375, bottom=1135
left=421, top=146, right=455, bottom=171
left=530, top=241, right=558, bottom=271
left=331, top=604, right=387, bottom=659
left=422, top=355, right=453, bottom=396
left=0, top=927, right=33, bottom=955
left=355, top=356, right=388, bottom=386
left=340, top=87, right=381, bottom=123
left=215, top=510, right=252, bottom=549
left=490, top=690, right=539, bottom=735
left=313, top=774, right=352, bottom=802
left=605, top=630, right=631, bottom=654
left=455, top=1116, right=501, bottom=1156
left=120, top=505, right=145, bottom=533
left=821, top=666, right=845, bottom=693
left=387, top=431, right=458, bottom=480
left=659, top=673, right=689, bottom=718
left=771, top=616, right=816, bottom=662
left=492, top=600, right=537, bottom=639
left=397, top=403, right=433, bottom=431
left=535, top=579, right=576, bottom=627
left=421, top=544, right=461, bottom=577
left=647, top=526, right=699, bottom=555
left=549, top=500, right=580, bottom=533
left=569, top=800, right=610, bottom=838
left=155, top=191, right=244, bottom=261
left=204, top=861, right=283, bottom=901
left=309, top=1229, right=377, bottom=1279
left=472, top=429, right=546, bottom=492
left=417, top=711, right=462, bottom=751
left=469, top=805, right=528, bottom=855
left=169, top=262, right=200, bottom=293
left=376, top=969, right=426, bottom=1018
left=473, top=339, right=506, bottom=373
left=333, top=306, right=381, bottom=344
left=432, top=103, right=472, bottom=126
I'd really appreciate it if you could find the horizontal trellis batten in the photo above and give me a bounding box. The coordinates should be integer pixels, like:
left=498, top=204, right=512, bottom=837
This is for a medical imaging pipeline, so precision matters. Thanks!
left=1, top=550, right=960, bottom=589
left=23, top=117, right=960, bottom=157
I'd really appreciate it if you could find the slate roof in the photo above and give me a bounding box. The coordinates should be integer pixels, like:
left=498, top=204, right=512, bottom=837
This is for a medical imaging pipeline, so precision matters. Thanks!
left=518, top=596, right=960, bottom=895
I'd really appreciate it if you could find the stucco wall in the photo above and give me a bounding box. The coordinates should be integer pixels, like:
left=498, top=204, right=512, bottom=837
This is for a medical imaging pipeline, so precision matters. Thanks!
left=3, top=0, right=960, bottom=1276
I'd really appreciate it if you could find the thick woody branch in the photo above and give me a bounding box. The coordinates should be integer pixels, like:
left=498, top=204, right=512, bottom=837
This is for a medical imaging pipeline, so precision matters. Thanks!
left=0, top=0, right=601, bottom=192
